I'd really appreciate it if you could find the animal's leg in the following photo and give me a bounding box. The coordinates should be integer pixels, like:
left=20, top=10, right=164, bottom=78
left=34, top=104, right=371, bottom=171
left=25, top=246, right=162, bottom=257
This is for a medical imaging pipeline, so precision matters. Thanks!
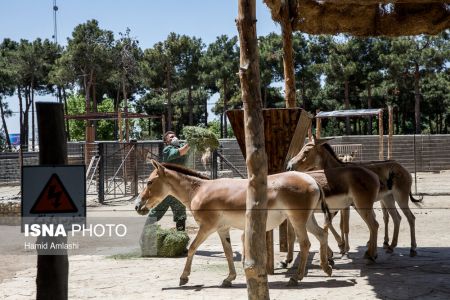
left=327, top=212, right=345, bottom=254
left=180, top=226, right=214, bottom=286
left=287, top=219, right=311, bottom=286
left=354, top=206, right=379, bottom=262
left=217, top=228, right=237, bottom=287
left=306, top=215, right=334, bottom=271
left=241, top=233, right=245, bottom=267
left=279, top=221, right=296, bottom=268
left=382, top=195, right=401, bottom=253
left=394, top=190, right=417, bottom=257
left=380, top=200, right=390, bottom=248
left=340, top=207, right=350, bottom=254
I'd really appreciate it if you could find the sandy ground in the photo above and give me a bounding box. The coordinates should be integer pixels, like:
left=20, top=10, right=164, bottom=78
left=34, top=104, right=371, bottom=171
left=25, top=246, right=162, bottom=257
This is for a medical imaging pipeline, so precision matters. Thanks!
left=1, top=172, right=450, bottom=299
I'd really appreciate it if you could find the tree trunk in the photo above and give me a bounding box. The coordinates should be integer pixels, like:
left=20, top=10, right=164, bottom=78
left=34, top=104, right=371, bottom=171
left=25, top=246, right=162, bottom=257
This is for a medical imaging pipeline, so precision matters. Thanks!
left=166, top=65, right=173, bottom=131
left=236, top=1, right=270, bottom=299
left=344, top=80, right=350, bottom=135
left=23, top=86, right=30, bottom=152
left=281, top=4, right=296, bottom=108
left=18, top=86, right=24, bottom=168
left=204, top=95, right=208, bottom=127
left=84, top=70, right=93, bottom=141
left=31, top=83, right=35, bottom=151
left=223, top=78, right=228, bottom=138
left=368, top=84, right=373, bottom=135
left=414, top=63, right=421, bottom=134
left=188, top=85, right=193, bottom=125
left=61, top=87, right=70, bottom=141
left=122, top=75, right=129, bottom=142
left=0, top=97, right=11, bottom=150
left=301, top=77, right=306, bottom=109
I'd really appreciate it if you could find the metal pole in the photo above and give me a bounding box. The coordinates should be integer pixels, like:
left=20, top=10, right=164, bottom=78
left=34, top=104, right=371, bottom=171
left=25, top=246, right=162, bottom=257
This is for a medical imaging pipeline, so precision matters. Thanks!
left=98, top=143, right=105, bottom=204
left=36, top=102, right=68, bottom=300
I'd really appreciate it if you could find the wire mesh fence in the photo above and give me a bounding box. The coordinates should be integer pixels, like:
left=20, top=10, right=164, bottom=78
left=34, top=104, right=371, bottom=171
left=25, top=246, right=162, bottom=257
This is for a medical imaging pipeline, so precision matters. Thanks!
left=1, top=134, right=450, bottom=200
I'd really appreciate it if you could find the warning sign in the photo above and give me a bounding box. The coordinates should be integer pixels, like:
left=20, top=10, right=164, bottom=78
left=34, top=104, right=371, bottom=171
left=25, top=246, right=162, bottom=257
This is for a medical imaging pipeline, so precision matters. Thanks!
left=30, top=174, right=78, bottom=214
left=22, top=165, right=86, bottom=222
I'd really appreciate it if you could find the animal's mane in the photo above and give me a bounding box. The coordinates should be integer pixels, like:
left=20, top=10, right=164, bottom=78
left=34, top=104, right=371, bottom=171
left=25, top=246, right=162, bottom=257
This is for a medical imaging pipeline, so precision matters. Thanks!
left=321, top=143, right=342, bottom=162
left=161, top=163, right=210, bottom=180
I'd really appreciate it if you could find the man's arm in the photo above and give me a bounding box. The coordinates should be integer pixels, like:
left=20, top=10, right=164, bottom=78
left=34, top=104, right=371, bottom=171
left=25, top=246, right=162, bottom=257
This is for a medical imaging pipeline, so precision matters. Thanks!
left=163, top=144, right=190, bottom=162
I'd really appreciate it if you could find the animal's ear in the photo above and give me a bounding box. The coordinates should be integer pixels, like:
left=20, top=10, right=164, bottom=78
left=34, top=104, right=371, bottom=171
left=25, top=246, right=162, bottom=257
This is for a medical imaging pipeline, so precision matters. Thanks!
left=151, top=159, right=165, bottom=175
left=316, top=137, right=334, bottom=145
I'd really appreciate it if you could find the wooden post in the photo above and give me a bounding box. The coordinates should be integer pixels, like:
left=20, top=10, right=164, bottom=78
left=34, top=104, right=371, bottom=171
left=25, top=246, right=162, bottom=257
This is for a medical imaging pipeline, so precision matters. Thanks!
left=36, top=102, right=69, bottom=300
left=236, top=0, right=270, bottom=298
left=378, top=109, right=384, bottom=160
left=388, top=105, right=393, bottom=159
left=316, top=109, right=322, bottom=139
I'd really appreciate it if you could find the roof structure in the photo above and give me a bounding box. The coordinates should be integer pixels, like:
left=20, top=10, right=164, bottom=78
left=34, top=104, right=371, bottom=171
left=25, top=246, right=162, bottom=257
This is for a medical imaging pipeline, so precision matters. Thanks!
left=264, top=0, right=450, bottom=36
left=316, top=109, right=383, bottom=118
left=65, top=112, right=161, bottom=121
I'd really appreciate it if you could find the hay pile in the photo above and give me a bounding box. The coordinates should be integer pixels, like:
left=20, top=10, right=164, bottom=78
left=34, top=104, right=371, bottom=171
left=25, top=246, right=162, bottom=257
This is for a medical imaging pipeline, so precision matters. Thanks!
left=141, top=224, right=190, bottom=257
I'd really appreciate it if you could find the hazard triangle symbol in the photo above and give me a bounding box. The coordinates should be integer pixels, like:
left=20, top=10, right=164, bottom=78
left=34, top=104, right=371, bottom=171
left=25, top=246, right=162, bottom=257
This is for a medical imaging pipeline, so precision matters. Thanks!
left=30, top=173, right=79, bottom=214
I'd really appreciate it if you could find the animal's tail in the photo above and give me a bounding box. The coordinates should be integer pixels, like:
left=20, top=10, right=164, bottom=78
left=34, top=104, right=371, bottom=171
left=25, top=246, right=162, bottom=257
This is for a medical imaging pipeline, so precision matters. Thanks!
left=409, top=192, right=424, bottom=206
left=319, top=185, right=332, bottom=226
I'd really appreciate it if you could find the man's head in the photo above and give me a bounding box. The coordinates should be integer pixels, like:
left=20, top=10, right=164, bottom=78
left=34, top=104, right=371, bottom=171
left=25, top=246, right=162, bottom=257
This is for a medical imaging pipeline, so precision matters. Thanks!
left=163, top=131, right=178, bottom=146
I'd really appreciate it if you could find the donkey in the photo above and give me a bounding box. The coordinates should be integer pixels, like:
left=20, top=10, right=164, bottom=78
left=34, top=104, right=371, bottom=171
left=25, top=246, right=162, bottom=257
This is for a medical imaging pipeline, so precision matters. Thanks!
left=287, top=138, right=423, bottom=257
left=282, top=166, right=380, bottom=268
left=135, top=160, right=333, bottom=287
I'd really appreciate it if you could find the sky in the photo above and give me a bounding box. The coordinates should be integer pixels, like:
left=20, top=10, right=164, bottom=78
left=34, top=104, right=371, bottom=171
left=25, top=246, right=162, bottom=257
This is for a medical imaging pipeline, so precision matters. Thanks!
left=0, top=0, right=281, bottom=135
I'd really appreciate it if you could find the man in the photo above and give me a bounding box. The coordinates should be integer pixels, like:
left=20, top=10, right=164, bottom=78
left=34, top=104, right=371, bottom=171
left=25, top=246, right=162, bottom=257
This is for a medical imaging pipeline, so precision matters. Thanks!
left=145, top=131, right=190, bottom=231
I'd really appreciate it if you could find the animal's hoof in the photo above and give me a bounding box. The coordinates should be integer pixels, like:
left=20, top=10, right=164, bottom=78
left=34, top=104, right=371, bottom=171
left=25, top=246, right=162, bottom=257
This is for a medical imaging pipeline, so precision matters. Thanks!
left=179, top=277, right=189, bottom=286
left=383, top=242, right=390, bottom=249
left=278, top=261, right=289, bottom=269
left=328, top=258, right=335, bottom=267
left=410, top=249, right=417, bottom=257
left=221, top=280, right=232, bottom=288
left=323, top=265, right=333, bottom=277
left=364, top=251, right=377, bottom=263
left=287, top=278, right=298, bottom=286
left=386, top=246, right=394, bottom=254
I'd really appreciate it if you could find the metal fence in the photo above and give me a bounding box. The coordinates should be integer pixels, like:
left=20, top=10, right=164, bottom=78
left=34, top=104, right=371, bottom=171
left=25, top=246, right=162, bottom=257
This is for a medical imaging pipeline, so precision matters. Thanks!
left=2, top=134, right=450, bottom=200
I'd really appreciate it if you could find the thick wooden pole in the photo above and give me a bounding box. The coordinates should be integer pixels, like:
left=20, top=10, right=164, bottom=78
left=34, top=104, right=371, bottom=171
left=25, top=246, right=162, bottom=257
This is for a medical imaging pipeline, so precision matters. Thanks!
left=236, top=0, right=269, bottom=298
left=36, top=102, right=69, bottom=300
left=281, top=4, right=296, bottom=108
left=388, top=105, right=393, bottom=159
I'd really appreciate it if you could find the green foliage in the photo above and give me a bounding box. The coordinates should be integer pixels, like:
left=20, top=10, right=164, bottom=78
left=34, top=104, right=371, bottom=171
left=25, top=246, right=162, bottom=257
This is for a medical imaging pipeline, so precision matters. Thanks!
left=1, top=24, right=449, bottom=139
left=66, top=94, right=117, bottom=141
left=182, top=126, right=220, bottom=153
left=207, top=119, right=235, bottom=138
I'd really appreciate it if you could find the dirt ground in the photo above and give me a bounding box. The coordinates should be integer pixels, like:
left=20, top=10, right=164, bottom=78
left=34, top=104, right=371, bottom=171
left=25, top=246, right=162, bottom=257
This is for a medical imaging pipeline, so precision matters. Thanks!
left=1, top=172, right=450, bottom=299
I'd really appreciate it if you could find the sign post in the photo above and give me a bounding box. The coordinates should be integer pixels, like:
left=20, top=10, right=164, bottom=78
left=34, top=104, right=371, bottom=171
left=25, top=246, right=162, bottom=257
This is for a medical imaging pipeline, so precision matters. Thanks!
left=35, top=102, right=70, bottom=300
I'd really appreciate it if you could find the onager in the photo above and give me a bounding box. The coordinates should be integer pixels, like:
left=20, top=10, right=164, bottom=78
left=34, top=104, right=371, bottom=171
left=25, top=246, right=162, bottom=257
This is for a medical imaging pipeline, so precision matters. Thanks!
left=282, top=166, right=380, bottom=267
left=287, top=138, right=423, bottom=257
left=135, top=160, right=333, bottom=287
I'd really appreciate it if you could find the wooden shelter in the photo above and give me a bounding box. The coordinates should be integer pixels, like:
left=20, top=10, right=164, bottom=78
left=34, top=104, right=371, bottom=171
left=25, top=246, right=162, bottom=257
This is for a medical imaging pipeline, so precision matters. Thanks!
left=315, top=108, right=389, bottom=159
left=264, top=0, right=450, bottom=37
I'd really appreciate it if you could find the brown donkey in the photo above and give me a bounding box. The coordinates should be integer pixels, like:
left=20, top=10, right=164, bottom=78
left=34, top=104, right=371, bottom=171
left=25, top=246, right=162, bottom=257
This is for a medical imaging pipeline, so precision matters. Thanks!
left=287, top=138, right=423, bottom=257
left=282, top=166, right=380, bottom=267
left=135, top=160, right=333, bottom=287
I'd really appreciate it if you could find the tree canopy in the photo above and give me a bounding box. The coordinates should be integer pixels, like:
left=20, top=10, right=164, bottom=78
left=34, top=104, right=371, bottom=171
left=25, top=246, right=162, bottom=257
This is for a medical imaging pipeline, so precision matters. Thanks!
left=0, top=19, right=448, bottom=146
